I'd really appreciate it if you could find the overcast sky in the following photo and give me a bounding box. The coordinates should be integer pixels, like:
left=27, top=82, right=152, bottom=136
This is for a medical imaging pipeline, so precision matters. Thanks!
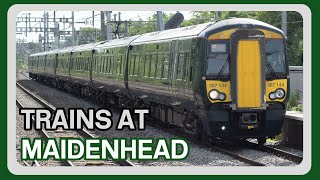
left=16, top=11, right=193, bottom=42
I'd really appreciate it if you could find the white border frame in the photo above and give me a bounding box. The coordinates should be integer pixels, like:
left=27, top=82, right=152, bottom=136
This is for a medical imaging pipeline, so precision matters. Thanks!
left=8, top=4, right=312, bottom=175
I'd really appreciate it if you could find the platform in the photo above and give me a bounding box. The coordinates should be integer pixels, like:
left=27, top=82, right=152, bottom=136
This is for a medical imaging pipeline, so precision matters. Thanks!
left=282, top=111, right=303, bottom=150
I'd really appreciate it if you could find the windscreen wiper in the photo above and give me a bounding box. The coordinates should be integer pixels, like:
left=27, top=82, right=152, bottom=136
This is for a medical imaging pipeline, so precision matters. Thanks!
left=216, top=56, right=230, bottom=80
left=266, top=59, right=278, bottom=79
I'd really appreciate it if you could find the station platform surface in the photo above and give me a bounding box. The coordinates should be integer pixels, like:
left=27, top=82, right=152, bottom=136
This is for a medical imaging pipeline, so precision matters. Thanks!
left=285, top=111, right=303, bottom=121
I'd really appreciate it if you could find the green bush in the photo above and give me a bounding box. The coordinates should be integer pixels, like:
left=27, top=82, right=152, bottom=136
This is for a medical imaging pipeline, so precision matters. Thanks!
left=288, top=91, right=303, bottom=112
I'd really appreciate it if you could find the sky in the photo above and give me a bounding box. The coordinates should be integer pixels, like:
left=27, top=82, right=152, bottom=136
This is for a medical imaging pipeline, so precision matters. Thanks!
left=16, top=11, right=193, bottom=43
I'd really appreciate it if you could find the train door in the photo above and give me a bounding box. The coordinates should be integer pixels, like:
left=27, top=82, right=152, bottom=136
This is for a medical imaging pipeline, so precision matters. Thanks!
left=169, top=40, right=179, bottom=97
left=230, top=30, right=266, bottom=110
left=127, top=45, right=142, bottom=95
left=175, top=40, right=189, bottom=99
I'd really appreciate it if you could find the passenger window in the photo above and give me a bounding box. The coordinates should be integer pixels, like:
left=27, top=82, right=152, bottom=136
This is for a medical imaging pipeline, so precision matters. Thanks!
left=176, top=53, right=186, bottom=80
left=119, top=55, right=124, bottom=75
left=149, top=54, right=156, bottom=78
left=134, top=55, right=140, bottom=76
left=185, top=53, right=191, bottom=82
left=129, top=55, right=135, bottom=76
left=144, top=54, right=151, bottom=77
left=109, top=56, right=113, bottom=74
left=105, top=57, right=108, bottom=74
left=162, top=54, right=169, bottom=79
left=156, top=53, right=163, bottom=79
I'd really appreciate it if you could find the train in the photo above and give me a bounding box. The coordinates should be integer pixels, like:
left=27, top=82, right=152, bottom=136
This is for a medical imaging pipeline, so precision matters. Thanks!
left=28, top=18, right=289, bottom=144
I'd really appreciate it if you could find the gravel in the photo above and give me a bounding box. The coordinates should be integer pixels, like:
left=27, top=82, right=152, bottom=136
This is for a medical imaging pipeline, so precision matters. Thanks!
left=247, top=138, right=303, bottom=157
left=233, top=148, right=298, bottom=166
left=16, top=106, right=63, bottom=166
left=17, top=77, right=245, bottom=166
left=264, top=140, right=303, bottom=157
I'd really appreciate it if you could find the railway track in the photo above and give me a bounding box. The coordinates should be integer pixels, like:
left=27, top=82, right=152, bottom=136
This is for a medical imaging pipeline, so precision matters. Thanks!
left=241, top=140, right=303, bottom=163
left=16, top=82, right=134, bottom=167
left=17, top=75, right=301, bottom=166
left=146, top=124, right=268, bottom=166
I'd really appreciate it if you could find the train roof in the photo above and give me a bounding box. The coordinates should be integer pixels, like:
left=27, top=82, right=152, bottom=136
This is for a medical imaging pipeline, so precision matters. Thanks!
left=95, top=35, right=140, bottom=50
left=130, top=22, right=213, bottom=45
left=29, top=18, right=284, bottom=57
left=72, top=41, right=107, bottom=52
left=199, top=18, right=284, bottom=37
left=30, top=49, right=58, bottom=57
left=57, top=46, right=77, bottom=54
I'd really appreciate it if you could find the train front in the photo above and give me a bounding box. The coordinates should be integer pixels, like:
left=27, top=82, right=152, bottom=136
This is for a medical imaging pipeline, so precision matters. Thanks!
left=202, top=19, right=289, bottom=143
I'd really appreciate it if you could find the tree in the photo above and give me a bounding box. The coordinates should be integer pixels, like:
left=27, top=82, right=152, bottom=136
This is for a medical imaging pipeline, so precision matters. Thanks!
left=78, top=27, right=101, bottom=44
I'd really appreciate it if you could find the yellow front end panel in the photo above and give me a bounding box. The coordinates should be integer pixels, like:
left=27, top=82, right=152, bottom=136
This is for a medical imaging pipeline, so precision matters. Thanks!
left=266, top=79, right=287, bottom=102
left=206, top=80, right=231, bottom=103
left=237, top=40, right=261, bottom=108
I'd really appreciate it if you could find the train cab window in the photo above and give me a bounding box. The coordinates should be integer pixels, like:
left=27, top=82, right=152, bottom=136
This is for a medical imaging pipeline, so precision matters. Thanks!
left=266, top=40, right=286, bottom=77
left=206, top=41, right=230, bottom=78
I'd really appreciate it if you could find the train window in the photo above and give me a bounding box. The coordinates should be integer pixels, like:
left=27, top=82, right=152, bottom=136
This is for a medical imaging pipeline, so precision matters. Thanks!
left=109, top=56, right=113, bottom=74
left=105, top=56, right=111, bottom=74
left=129, top=55, right=135, bottom=76
left=185, top=52, right=191, bottom=82
left=144, top=55, right=151, bottom=77
left=162, top=54, right=170, bottom=79
left=106, top=56, right=109, bottom=74
left=75, top=58, right=78, bottom=70
left=135, top=55, right=140, bottom=76
left=95, top=57, right=98, bottom=73
left=80, top=58, right=82, bottom=71
left=97, top=57, right=101, bottom=73
left=206, top=41, right=230, bottom=77
left=266, top=40, right=286, bottom=75
left=119, top=55, right=123, bottom=75
left=156, top=53, right=163, bottom=79
left=150, top=54, right=156, bottom=78
left=132, top=55, right=139, bottom=76
left=86, top=57, right=90, bottom=72
left=105, top=57, right=107, bottom=73
left=77, top=58, right=79, bottom=71
left=78, top=58, right=81, bottom=71
left=99, top=57, right=103, bottom=73
left=83, top=58, right=85, bottom=71
left=207, top=54, right=229, bottom=75
left=176, top=53, right=186, bottom=80
left=92, top=57, right=95, bottom=73
left=162, top=61, right=169, bottom=79
left=211, top=43, right=226, bottom=53
left=105, top=57, right=108, bottom=74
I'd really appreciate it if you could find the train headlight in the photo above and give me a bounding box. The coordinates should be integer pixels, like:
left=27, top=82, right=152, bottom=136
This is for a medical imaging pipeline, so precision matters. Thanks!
left=269, top=88, right=285, bottom=100
left=209, top=90, right=219, bottom=100
left=209, top=90, right=226, bottom=101
left=269, top=93, right=276, bottom=100
left=275, top=88, right=285, bottom=99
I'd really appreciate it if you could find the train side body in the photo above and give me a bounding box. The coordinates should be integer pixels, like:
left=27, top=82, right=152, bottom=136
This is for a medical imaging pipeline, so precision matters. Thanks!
left=27, top=18, right=289, bottom=143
